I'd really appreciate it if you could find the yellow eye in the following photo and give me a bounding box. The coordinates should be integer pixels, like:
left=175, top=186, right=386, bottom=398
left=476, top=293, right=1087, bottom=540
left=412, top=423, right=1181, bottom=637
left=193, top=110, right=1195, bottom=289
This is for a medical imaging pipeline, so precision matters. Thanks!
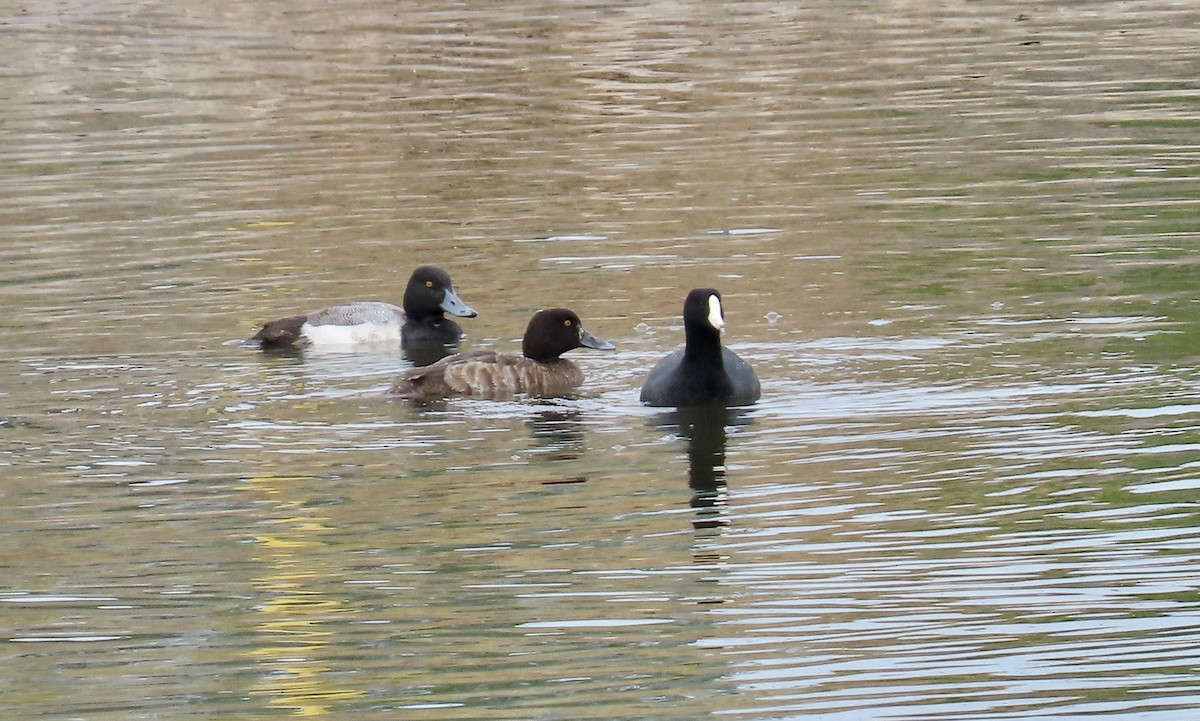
left=563, top=319, right=573, bottom=327
left=425, top=280, right=433, bottom=288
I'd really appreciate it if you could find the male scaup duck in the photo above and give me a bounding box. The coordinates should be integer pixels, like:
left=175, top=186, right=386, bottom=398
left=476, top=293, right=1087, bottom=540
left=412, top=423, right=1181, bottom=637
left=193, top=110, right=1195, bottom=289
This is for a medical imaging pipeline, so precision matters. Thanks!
left=389, top=308, right=614, bottom=400
left=640, top=288, right=761, bottom=407
left=250, top=265, right=476, bottom=353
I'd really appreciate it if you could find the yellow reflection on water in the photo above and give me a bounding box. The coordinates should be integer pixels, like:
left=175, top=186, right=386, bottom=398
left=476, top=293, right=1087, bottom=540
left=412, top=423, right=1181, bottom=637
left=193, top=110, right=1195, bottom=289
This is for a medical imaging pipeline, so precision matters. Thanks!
left=244, top=474, right=364, bottom=717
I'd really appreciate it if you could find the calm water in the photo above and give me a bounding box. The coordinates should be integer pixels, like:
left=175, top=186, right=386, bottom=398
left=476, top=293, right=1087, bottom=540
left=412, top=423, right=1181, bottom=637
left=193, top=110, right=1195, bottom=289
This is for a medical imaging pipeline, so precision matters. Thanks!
left=4, top=1, right=1200, bottom=719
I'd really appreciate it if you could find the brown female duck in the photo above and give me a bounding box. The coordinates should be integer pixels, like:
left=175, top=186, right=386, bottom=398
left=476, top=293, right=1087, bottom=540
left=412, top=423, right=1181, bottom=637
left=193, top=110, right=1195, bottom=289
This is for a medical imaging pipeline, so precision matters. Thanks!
left=389, top=308, right=614, bottom=400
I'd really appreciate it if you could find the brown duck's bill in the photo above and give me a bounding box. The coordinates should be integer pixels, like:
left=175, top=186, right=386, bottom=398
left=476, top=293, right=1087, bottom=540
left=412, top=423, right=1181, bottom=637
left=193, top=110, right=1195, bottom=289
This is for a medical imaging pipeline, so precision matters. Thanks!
left=580, top=329, right=615, bottom=351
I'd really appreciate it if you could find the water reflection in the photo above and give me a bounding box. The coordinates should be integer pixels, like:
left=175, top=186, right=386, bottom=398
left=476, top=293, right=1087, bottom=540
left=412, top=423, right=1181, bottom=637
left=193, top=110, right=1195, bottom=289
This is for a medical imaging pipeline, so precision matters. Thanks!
left=649, top=406, right=754, bottom=530
left=401, top=339, right=459, bottom=368
left=245, top=344, right=408, bottom=404
left=247, top=338, right=449, bottom=369
left=526, top=408, right=585, bottom=462
left=243, top=473, right=365, bottom=716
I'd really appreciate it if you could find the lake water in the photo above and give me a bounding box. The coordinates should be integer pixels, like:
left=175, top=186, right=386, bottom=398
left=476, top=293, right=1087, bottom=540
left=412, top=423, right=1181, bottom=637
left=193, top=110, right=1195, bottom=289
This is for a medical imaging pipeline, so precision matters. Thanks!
left=3, top=2, right=1200, bottom=719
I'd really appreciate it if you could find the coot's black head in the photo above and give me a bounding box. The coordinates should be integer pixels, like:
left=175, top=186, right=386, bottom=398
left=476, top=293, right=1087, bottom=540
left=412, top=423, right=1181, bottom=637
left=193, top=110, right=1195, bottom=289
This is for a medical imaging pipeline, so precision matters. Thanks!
left=522, top=308, right=615, bottom=363
left=403, top=265, right=477, bottom=320
left=683, top=288, right=725, bottom=357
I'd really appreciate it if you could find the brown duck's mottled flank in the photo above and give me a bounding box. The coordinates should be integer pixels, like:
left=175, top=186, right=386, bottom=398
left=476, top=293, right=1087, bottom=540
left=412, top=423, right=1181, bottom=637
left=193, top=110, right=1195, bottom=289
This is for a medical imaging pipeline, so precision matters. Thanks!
left=389, top=351, right=587, bottom=399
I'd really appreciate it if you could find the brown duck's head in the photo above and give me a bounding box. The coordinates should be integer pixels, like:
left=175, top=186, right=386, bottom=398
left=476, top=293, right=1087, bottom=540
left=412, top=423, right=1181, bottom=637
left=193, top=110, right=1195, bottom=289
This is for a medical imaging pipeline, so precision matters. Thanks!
left=521, top=308, right=615, bottom=363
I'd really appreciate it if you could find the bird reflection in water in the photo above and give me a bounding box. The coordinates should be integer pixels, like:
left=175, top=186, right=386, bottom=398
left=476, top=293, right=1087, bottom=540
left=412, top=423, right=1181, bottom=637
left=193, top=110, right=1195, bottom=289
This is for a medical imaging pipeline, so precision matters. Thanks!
left=650, top=406, right=752, bottom=530
left=401, top=338, right=459, bottom=367
left=526, top=407, right=586, bottom=462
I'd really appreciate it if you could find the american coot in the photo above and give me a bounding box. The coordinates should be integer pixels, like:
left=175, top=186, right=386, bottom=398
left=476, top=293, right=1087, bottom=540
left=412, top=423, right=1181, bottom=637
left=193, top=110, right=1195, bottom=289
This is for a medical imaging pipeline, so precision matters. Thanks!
left=640, top=288, right=761, bottom=407
left=389, top=308, right=614, bottom=400
left=250, top=265, right=476, bottom=351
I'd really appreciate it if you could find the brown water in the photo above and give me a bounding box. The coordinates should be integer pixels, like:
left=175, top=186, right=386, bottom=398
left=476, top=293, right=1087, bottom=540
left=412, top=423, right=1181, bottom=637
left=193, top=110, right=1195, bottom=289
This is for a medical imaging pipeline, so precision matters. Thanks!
left=4, top=2, right=1200, bottom=719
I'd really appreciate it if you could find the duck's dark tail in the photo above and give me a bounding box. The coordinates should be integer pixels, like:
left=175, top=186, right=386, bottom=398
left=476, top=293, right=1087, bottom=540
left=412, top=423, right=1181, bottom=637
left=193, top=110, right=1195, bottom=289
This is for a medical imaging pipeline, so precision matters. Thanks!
left=250, top=314, right=307, bottom=349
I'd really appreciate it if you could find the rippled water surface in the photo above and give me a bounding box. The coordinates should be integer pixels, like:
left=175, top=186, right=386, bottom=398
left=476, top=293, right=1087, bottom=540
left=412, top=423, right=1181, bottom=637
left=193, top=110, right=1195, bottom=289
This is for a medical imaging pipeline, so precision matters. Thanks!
left=4, top=2, right=1200, bottom=719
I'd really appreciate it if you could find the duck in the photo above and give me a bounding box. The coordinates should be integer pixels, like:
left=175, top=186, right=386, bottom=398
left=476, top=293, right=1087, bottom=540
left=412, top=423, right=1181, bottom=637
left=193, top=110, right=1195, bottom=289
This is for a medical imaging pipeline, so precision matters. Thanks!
left=639, top=288, right=760, bottom=407
left=250, top=265, right=476, bottom=353
left=389, top=308, right=615, bottom=400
